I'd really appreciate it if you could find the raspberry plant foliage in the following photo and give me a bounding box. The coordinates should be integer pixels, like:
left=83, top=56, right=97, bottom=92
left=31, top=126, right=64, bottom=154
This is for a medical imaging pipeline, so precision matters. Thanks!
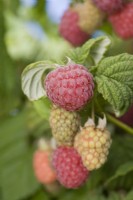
left=22, top=61, right=56, bottom=101
left=21, top=36, right=133, bottom=117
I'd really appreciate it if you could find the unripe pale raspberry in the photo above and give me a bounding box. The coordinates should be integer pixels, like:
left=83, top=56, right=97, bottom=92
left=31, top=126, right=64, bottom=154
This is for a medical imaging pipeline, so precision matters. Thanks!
left=73, top=0, right=104, bottom=34
left=52, top=147, right=89, bottom=188
left=33, top=149, right=56, bottom=184
left=109, top=3, right=133, bottom=39
left=74, top=120, right=112, bottom=171
left=93, top=0, right=123, bottom=15
left=50, top=105, right=80, bottom=146
left=45, top=64, right=94, bottom=111
left=59, top=8, right=90, bottom=46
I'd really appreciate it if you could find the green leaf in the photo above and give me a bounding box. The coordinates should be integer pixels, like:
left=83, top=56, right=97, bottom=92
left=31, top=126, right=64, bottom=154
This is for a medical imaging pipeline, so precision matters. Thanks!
left=26, top=104, right=51, bottom=138
left=33, top=98, right=51, bottom=120
left=68, top=36, right=111, bottom=65
left=29, top=189, right=49, bottom=200
left=108, top=192, right=122, bottom=200
left=21, top=61, right=56, bottom=101
left=125, top=190, right=133, bottom=200
left=89, top=36, right=111, bottom=65
left=106, top=162, right=133, bottom=185
left=1, top=150, right=39, bottom=200
left=0, top=112, right=39, bottom=200
left=0, top=2, right=20, bottom=116
left=59, top=188, right=106, bottom=200
left=95, top=53, right=133, bottom=116
left=103, top=134, right=133, bottom=190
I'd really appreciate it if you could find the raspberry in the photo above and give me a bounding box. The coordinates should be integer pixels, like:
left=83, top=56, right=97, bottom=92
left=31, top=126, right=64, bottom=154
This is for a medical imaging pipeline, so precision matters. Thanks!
left=52, top=147, right=89, bottom=188
left=50, top=105, right=80, bottom=146
left=45, top=64, right=94, bottom=111
left=109, top=3, right=133, bottom=39
left=74, top=118, right=112, bottom=171
left=93, top=0, right=123, bottom=15
left=59, top=9, right=90, bottom=46
left=33, top=149, right=56, bottom=184
left=119, top=105, right=133, bottom=127
left=73, top=0, right=104, bottom=34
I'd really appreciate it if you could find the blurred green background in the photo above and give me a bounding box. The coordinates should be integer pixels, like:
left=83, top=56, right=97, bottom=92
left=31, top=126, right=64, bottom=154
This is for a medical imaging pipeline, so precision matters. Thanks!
left=0, top=0, right=133, bottom=200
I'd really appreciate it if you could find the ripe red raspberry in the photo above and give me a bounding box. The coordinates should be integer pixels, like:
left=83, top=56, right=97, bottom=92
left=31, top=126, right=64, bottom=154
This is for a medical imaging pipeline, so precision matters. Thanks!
left=45, top=64, right=94, bottom=111
left=33, top=150, right=56, bottom=184
left=59, top=9, right=90, bottom=47
left=52, top=147, right=89, bottom=188
left=93, top=0, right=123, bottom=15
left=109, top=3, right=133, bottom=39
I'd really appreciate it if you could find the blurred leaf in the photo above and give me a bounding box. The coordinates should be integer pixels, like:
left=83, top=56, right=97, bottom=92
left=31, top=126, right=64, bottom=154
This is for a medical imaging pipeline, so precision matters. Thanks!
left=85, top=134, right=133, bottom=191
left=59, top=188, right=106, bottom=200
left=107, top=192, right=122, bottom=200
left=25, top=102, right=51, bottom=138
left=3, top=0, right=19, bottom=13
left=0, top=111, right=39, bottom=200
left=36, top=0, right=46, bottom=15
left=103, top=134, right=133, bottom=190
left=33, top=98, right=51, bottom=120
left=68, top=36, right=111, bottom=65
left=21, top=61, right=56, bottom=101
left=0, top=111, right=27, bottom=151
left=106, top=162, right=133, bottom=185
left=0, top=1, right=20, bottom=116
left=95, top=53, right=133, bottom=116
left=125, top=190, right=133, bottom=200
left=86, top=169, right=105, bottom=190
left=29, top=189, right=49, bottom=200
left=1, top=150, right=39, bottom=200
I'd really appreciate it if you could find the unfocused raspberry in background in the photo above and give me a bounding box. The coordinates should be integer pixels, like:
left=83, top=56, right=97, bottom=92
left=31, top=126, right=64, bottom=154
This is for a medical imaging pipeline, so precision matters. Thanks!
left=59, top=9, right=90, bottom=46
left=109, top=3, right=133, bottom=39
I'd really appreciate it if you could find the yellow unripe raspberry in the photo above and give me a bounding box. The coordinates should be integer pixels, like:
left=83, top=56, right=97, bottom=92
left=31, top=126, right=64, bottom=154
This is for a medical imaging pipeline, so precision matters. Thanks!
left=50, top=105, right=80, bottom=146
left=74, top=118, right=112, bottom=171
left=73, top=0, right=104, bottom=34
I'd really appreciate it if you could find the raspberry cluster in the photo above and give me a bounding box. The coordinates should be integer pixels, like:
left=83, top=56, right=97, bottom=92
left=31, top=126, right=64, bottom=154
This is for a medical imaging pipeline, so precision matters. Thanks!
left=39, top=63, right=112, bottom=188
left=59, top=0, right=104, bottom=46
left=29, top=0, right=131, bottom=191
left=59, top=0, right=133, bottom=45
left=51, top=116, right=112, bottom=188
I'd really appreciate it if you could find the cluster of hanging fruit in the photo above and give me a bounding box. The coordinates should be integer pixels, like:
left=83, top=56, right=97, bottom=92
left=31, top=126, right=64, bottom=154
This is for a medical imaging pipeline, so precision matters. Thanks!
left=59, top=0, right=133, bottom=46
left=33, top=63, right=112, bottom=189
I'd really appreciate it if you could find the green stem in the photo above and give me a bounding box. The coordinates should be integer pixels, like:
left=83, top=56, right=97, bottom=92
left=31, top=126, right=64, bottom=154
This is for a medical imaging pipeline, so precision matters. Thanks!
left=91, top=102, right=95, bottom=122
left=106, top=113, right=133, bottom=135
left=95, top=97, right=133, bottom=135
left=72, top=0, right=84, bottom=4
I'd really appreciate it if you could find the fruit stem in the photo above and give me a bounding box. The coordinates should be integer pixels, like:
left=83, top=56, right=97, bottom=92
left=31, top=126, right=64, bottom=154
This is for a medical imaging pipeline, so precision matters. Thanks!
left=91, top=102, right=95, bottom=122
left=72, top=0, right=84, bottom=4
left=106, top=113, right=133, bottom=135
left=94, top=97, right=133, bottom=135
